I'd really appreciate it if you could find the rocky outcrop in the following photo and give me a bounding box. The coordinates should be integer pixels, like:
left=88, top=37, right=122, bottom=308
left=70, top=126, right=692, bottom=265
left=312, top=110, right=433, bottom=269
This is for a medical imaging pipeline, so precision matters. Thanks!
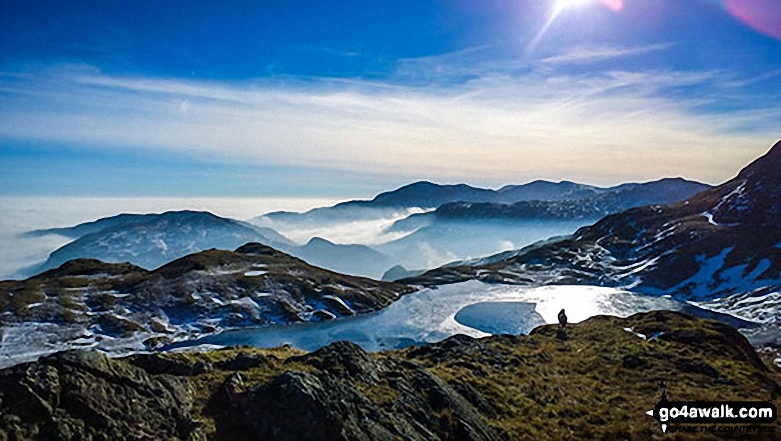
left=224, top=341, right=502, bottom=441
left=1, top=311, right=779, bottom=440
left=0, top=244, right=414, bottom=367
left=0, top=350, right=198, bottom=440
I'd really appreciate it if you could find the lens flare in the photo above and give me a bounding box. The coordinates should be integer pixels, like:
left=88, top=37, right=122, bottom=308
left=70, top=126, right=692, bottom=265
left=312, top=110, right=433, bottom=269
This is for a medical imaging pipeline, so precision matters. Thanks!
left=723, top=0, right=781, bottom=41
left=600, top=0, right=624, bottom=12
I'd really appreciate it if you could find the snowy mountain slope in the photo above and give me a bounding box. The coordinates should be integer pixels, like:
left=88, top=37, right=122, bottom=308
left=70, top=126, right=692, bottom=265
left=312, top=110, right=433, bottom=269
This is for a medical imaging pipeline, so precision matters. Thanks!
left=0, top=243, right=414, bottom=367
left=407, top=141, right=781, bottom=324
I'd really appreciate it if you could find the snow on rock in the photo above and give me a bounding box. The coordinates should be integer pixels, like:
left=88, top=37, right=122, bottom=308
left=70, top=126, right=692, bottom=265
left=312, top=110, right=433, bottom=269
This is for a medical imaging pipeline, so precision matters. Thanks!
left=668, top=248, right=734, bottom=301
left=230, top=297, right=261, bottom=309
left=244, top=270, right=267, bottom=277
left=623, top=327, right=647, bottom=340
left=321, top=295, right=354, bottom=314
left=702, top=212, right=718, bottom=226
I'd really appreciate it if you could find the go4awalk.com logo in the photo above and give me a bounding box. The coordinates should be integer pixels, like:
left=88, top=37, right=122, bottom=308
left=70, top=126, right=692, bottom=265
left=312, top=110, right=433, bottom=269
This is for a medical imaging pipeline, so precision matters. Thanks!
left=646, top=388, right=777, bottom=435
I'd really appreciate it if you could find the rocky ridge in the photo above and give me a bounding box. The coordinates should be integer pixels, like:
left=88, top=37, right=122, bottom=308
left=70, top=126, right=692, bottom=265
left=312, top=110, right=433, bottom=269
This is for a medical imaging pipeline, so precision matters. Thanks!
left=0, top=243, right=413, bottom=367
left=1, top=311, right=779, bottom=440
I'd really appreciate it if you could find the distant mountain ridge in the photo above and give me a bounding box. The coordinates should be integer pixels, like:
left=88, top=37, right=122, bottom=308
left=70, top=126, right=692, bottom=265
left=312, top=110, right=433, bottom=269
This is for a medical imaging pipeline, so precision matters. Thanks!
left=24, top=178, right=711, bottom=282
left=295, top=237, right=393, bottom=278
left=496, top=180, right=603, bottom=202
left=389, top=177, right=710, bottom=229
left=372, top=178, right=710, bottom=271
left=267, top=177, right=710, bottom=217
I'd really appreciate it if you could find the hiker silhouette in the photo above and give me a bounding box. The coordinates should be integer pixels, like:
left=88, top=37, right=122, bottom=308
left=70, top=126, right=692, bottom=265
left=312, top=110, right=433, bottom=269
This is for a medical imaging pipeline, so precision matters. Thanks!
left=556, top=309, right=568, bottom=340
left=558, top=309, right=567, bottom=329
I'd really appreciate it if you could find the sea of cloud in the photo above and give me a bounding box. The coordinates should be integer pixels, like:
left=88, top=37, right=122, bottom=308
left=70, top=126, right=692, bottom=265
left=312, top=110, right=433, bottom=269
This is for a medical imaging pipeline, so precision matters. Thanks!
left=0, top=196, right=341, bottom=279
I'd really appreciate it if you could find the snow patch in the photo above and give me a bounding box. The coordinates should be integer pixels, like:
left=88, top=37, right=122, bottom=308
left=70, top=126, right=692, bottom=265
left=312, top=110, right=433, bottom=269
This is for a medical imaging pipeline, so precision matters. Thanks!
left=703, top=181, right=747, bottom=226
left=623, top=327, right=647, bottom=340
left=230, top=296, right=261, bottom=309
left=321, top=295, right=354, bottom=313
left=244, top=270, right=267, bottom=277
left=669, top=248, right=734, bottom=300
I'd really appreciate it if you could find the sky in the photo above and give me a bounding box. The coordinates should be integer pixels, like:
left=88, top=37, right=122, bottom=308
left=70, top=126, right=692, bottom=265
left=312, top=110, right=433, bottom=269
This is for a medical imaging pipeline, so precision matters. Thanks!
left=1, top=0, right=780, bottom=197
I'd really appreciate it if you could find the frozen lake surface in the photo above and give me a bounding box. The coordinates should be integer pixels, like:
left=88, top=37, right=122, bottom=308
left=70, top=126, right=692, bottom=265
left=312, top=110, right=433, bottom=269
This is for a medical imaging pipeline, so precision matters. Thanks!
left=172, top=280, right=745, bottom=352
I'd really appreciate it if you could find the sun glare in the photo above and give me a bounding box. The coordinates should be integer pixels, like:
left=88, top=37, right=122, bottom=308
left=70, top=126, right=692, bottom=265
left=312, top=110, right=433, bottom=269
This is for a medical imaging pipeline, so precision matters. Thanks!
left=528, top=0, right=624, bottom=52
left=553, top=0, right=593, bottom=16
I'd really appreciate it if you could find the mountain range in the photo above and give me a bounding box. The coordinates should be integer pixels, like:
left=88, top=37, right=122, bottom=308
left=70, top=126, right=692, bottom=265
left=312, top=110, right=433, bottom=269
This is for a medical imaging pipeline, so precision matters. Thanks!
left=24, top=177, right=710, bottom=281
left=407, top=141, right=781, bottom=335
left=1, top=142, right=780, bottom=440
left=28, top=211, right=393, bottom=279
left=259, top=178, right=711, bottom=226
left=4, top=141, right=779, bottom=367
left=373, top=178, right=710, bottom=271
left=388, top=177, right=710, bottom=229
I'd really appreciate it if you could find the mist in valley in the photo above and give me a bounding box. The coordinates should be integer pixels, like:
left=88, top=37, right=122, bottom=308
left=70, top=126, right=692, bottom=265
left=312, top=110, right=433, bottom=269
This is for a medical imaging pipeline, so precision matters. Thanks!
left=1, top=197, right=593, bottom=282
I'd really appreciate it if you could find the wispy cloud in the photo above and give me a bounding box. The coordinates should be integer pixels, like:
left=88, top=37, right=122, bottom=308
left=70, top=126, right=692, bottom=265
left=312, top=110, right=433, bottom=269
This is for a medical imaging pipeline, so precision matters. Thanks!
left=0, top=62, right=778, bottom=187
left=537, top=43, right=676, bottom=65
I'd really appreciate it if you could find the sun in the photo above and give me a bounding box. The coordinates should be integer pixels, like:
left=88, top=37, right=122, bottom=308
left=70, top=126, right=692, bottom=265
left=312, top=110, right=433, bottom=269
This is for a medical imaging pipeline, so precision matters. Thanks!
left=528, top=0, right=623, bottom=51
left=553, top=0, right=594, bottom=16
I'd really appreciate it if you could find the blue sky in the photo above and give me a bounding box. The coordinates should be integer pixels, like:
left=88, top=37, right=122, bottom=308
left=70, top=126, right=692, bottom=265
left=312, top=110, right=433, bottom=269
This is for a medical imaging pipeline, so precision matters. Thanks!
left=1, top=0, right=780, bottom=197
